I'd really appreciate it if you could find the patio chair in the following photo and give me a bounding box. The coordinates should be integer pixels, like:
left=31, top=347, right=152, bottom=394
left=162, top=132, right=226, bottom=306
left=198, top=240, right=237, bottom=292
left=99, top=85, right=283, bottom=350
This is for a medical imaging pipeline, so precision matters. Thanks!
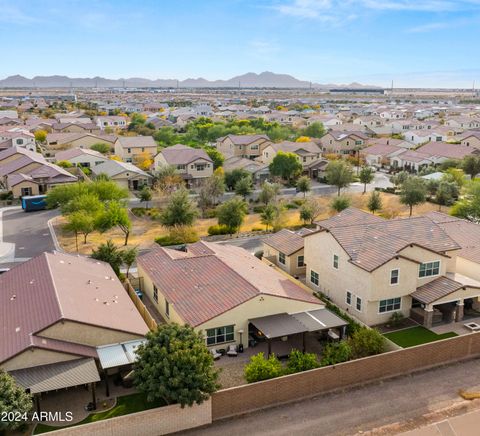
left=210, top=348, right=222, bottom=360
left=226, top=345, right=238, bottom=357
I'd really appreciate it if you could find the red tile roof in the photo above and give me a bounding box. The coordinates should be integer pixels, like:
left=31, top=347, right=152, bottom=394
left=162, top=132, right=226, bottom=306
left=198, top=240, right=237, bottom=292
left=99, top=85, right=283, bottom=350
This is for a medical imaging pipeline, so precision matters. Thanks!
left=138, top=241, right=320, bottom=327
left=0, top=252, right=148, bottom=365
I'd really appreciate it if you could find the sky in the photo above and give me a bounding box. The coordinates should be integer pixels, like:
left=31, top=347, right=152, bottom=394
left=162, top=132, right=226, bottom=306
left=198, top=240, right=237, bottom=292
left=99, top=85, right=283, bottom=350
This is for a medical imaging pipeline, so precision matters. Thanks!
left=1, top=0, right=480, bottom=88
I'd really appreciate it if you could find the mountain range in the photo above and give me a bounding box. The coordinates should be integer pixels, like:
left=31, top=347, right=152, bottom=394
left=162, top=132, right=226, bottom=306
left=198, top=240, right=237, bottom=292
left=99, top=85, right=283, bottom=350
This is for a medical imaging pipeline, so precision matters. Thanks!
left=0, top=71, right=380, bottom=89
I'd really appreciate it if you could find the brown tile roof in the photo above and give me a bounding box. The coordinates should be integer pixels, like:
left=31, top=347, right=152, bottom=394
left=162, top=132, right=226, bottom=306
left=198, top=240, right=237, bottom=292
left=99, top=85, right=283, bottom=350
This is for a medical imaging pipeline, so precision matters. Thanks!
left=264, top=228, right=311, bottom=255
left=426, top=212, right=480, bottom=264
left=411, top=276, right=464, bottom=304
left=416, top=142, right=478, bottom=160
left=159, top=143, right=212, bottom=165
left=116, top=136, right=157, bottom=148
left=137, top=241, right=320, bottom=327
left=311, top=208, right=460, bottom=272
left=0, top=252, right=148, bottom=365
left=221, top=134, right=270, bottom=145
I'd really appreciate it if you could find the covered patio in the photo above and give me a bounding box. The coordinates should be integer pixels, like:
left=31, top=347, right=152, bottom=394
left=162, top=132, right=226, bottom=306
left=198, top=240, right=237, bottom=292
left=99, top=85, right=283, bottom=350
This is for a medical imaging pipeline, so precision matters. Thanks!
left=10, top=358, right=101, bottom=414
left=410, top=274, right=480, bottom=328
left=248, top=308, right=348, bottom=358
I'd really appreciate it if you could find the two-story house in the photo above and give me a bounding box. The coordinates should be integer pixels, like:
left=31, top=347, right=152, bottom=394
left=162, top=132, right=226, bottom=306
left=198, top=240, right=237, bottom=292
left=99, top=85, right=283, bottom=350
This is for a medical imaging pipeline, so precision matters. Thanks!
left=319, top=131, right=368, bottom=155
left=114, top=136, right=157, bottom=164
left=216, top=134, right=271, bottom=160
left=261, top=141, right=322, bottom=168
left=303, top=208, right=480, bottom=328
left=154, top=143, right=213, bottom=188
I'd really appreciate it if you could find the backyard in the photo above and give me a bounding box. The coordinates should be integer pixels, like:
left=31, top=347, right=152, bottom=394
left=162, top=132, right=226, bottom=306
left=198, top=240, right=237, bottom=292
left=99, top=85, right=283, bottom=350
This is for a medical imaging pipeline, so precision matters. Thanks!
left=55, top=192, right=444, bottom=254
left=33, top=392, right=165, bottom=434
left=384, top=326, right=458, bottom=348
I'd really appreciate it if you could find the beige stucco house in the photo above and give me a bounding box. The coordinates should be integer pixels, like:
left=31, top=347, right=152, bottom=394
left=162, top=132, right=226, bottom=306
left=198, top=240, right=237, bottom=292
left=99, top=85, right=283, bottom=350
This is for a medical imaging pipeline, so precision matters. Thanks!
left=303, top=208, right=480, bottom=328
left=216, top=134, right=271, bottom=160
left=261, top=141, right=322, bottom=168
left=114, top=136, right=157, bottom=163
left=154, top=143, right=213, bottom=188
left=320, top=131, right=368, bottom=155
left=137, top=241, right=332, bottom=351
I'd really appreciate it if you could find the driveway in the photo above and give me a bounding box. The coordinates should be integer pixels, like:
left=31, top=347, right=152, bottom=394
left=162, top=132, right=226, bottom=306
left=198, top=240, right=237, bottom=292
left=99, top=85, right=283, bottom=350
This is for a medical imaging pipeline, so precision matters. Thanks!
left=184, top=358, right=480, bottom=436
left=0, top=207, right=59, bottom=268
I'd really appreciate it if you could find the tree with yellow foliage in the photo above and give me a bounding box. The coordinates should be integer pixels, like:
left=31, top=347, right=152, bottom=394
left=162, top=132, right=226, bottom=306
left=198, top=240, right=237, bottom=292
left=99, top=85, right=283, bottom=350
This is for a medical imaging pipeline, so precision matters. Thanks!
left=296, top=136, right=311, bottom=142
left=135, top=151, right=154, bottom=171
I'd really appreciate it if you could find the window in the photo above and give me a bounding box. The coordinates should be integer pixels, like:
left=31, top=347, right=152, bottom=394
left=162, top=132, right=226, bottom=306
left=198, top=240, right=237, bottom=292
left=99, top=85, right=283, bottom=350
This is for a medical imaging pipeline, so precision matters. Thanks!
left=206, top=325, right=234, bottom=346
left=251, top=144, right=259, bottom=150
left=419, top=261, right=440, bottom=278
left=165, top=299, right=170, bottom=318
left=356, top=296, right=362, bottom=312
left=310, top=270, right=319, bottom=286
left=153, top=285, right=158, bottom=303
left=297, top=255, right=305, bottom=267
left=278, top=252, right=286, bottom=265
left=21, top=187, right=32, bottom=196
left=346, top=291, right=352, bottom=305
left=127, top=148, right=131, bottom=153
left=390, top=269, right=399, bottom=285
left=355, top=140, right=362, bottom=145
left=16, top=139, right=23, bottom=145
left=333, top=254, right=339, bottom=269
left=379, top=298, right=401, bottom=313
left=196, top=164, right=206, bottom=171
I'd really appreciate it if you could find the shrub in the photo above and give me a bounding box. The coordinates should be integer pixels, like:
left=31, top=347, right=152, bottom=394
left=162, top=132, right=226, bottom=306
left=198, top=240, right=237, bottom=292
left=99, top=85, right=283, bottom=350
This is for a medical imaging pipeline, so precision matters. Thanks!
left=253, top=205, right=265, bottom=214
left=320, top=341, right=352, bottom=366
left=389, top=311, right=405, bottom=327
left=244, top=352, right=283, bottom=383
left=285, top=349, right=319, bottom=374
left=131, top=207, right=147, bottom=217
left=207, top=224, right=230, bottom=236
left=0, top=191, right=13, bottom=201
left=155, top=226, right=199, bottom=246
left=349, top=328, right=385, bottom=359
left=285, top=203, right=299, bottom=209
left=81, top=166, right=92, bottom=176
left=204, top=209, right=217, bottom=219
left=251, top=227, right=263, bottom=232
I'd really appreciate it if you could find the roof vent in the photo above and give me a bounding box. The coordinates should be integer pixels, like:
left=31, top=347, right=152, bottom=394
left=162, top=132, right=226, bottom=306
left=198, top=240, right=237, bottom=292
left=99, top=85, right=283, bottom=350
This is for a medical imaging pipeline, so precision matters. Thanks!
left=87, top=280, right=92, bottom=285
left=29, top=280, right=35, bottom=284
left=15, top=327, right=21, bottom=332
left=10, top=294, right=16, bottom=301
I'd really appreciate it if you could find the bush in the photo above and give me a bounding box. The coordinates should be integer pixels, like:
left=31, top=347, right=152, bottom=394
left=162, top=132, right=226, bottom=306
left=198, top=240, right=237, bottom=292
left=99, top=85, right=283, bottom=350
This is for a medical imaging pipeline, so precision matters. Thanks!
left=285, top=203, right=299, bottom=209
left=204, top=208, right=217, bottom=219
left=320, top=341, right=352, bottom=366
left=207, top=224, right=230, bottom=236
left=251, top=227, right=263, bottom=232
left=131, top=207, right=148, bottom=217
left=292, top=199, right=304, bottom=206
left=285, top=349, right=319, bottom=374
left=389, top=311, right=405, bottom=327
left=348, top=328, right=385, bottom=359
left=253, top=205, right=265, bottom=214
left=244, top=352, right=283, bottom=383
left=81, top=166, right=92, bottom=176
left=0, top=191, right=13, bottom=201
left=155, top=226, right=199, bottom=246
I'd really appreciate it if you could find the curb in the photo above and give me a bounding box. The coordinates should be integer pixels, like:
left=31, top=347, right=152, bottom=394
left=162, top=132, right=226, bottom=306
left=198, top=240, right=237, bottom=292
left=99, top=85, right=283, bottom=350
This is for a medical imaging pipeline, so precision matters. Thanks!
left=47, top=216, right=65, bottom=253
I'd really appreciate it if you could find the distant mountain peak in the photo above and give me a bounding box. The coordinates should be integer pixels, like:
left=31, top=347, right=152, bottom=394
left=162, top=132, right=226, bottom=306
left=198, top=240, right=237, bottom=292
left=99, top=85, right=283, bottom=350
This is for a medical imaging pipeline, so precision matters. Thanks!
left=0, top=72, right=380, bottom=89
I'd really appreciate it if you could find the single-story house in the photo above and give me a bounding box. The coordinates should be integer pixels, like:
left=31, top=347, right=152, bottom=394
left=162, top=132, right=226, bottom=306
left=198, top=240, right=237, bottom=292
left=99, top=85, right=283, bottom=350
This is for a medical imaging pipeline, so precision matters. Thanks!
left=91, top=159, right=152, bottom=190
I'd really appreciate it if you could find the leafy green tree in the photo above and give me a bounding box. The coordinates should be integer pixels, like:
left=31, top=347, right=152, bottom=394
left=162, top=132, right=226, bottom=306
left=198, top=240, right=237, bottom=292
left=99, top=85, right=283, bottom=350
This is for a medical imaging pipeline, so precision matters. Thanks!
left=299, top=197, right=323, bottom=225
left=296, top=175, right=311, bottom=198
left=0, top=370, right=33, bottom=432
left=359, top=166, right=374, bottom=194
left=390, top=171, right=409, bottom=189
left=89, top=180, right=129, bottom=203
left=435, top=180, right=460, bottom=210
left=91, top=240, right=125, bottom=276
left=90, top=142, right=111, bottom=154
left=234, top=176, right=253, bottom=199
left=224, top=168, right=251, bottom=191
left=326, top=160, right=354, bottom=196
left=244, top=352, right=283, bottom=383
left=450, top=180, right=480, bottom=221
left=462, top=155, right=480, bottom=180
left=320, top=341, right=352, bottom=366
left=159, top=188, right=198, bottom=228
left=260, top=203, right=280, bottom=231
left=154, top=165, right=184, bottom=194
left=400, top=176, right=427, bottom=216
left=367, top=191, right=383, bottom=215
left=303, top=121, right=325, bottom=138
left=426, top=179, right=440, bottom=199
left=258, top=181, right=281, bottom=205
left=269, top=151, right=303, bottom=182
left=285, top=349, right=319, bottom=374
left=204, top=147, right=224, bottom=169
left=64, top=210, right=98, bottom=249
left=134, top=324, right=219, bottom=406
left=439, top=159, right=460, bottom=171
left=46, top=182, right=89, bottom=210
left=122, top=246, right=138, bottom=278
left=348, top=328, right=385, bottom=359
left=139, top=186, right=152, bottom=209
left=443, top=168, right=466, bottom=188
left=331, top=195, right=351, bottom=213
left=96, top=201, right=132, bottom=245
left=61, top=192, right=104, bottom=215
left=57, top=160, right=73, bottom=168
left=217, top=197, right=248, bottom=234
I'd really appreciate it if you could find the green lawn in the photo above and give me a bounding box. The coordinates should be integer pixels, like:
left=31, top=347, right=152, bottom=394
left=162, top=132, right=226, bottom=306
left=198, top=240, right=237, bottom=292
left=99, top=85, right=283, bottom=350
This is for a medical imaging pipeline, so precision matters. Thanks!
left=33, top=392, right=166, bottom=434
left=383, top=326, right=458, bottom=348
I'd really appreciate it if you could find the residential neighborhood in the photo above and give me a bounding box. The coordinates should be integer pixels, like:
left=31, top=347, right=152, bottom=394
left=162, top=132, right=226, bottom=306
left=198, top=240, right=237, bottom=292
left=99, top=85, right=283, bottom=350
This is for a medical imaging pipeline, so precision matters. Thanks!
left=2, top=1, right=480, bottom=435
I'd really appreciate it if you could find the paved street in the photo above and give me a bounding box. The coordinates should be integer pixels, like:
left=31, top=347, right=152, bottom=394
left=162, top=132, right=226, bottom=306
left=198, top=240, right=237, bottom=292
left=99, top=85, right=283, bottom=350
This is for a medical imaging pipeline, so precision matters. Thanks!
left=0, top=207, right=58, bottom=269
left=184, top=358, right=480, bottom=436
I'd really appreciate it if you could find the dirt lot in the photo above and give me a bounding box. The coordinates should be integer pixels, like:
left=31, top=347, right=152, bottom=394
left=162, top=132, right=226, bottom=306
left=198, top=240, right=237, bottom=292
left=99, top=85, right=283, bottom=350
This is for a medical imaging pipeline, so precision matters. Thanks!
left=56, top=192, right=444, bottom=254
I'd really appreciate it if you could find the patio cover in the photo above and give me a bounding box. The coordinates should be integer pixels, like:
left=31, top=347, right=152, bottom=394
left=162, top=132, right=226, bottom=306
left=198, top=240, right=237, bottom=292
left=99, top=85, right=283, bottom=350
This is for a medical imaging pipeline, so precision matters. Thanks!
left=411, top=276, right=465, bottom=305
left=10, top=358, right=100, bottom=394
left=96, top=339, right=146, bottom=370
left=250, top=308, right=347, bottom=339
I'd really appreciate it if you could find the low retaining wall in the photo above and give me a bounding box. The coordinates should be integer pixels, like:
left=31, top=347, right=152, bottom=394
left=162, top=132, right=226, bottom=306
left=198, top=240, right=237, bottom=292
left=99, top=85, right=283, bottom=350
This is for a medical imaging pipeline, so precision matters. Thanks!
left=212, top=333, right=480, bottom=420
left=46, top=399, right=212, bottom=436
